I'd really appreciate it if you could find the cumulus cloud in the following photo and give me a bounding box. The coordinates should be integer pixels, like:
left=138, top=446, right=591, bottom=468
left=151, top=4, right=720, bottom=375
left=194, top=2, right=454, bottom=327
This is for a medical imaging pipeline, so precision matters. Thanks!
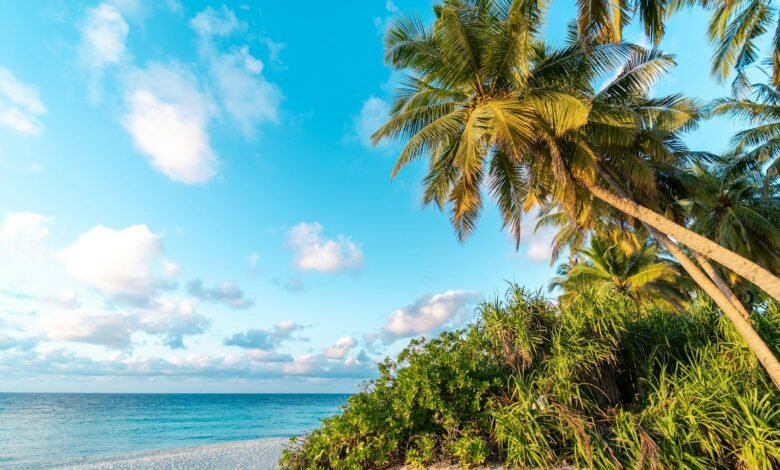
left=381, top=290, right=479, bottom=343
left=323, top=336, right=357, bottom=359
left=190, top=5, right=240, bottom=37
left=348, top=96, right=390, bottom=148
left=208, top=46, right=281, bottom=136
left=518, top=212, right=557, bottom=263
left=162, top=260, right=180, bottom=277
left=59, top=224, right=167, bottom=303
left=281, top=350, right=374, bottom=379
left=122, top=63, right=218, bottom=184
left=223, top=320, right=302, bottom=350
left=526, top=233, right=555, bottom=262
left=191, top=6, right=282, bottom=137
left=0, top=335, right=38, bottom=351
left=40, top=298, right=207, bottom=350
left=0, top=68, right=47, bottom=135
left=246, top=349, right=293, bottom=363
left=186, top=279, right=253, bottom=310
left=287, top=222, right=364, bottom=273
left=81, top=3, right=128, bottom=70
left=0, top=211, right=52, bottom=256
left=46, top=289, right=80, bottom=310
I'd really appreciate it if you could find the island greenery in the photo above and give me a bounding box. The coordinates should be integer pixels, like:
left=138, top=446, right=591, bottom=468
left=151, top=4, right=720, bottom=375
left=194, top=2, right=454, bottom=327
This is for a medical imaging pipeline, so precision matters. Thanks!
left=281, top=287, right=780, bottom=468
left=284, top=0, right=780, bottom=467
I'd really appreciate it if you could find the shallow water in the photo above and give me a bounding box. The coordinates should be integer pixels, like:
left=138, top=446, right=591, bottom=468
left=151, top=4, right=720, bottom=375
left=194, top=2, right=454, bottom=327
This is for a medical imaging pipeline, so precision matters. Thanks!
left=0, top=393, right=349, bottom=468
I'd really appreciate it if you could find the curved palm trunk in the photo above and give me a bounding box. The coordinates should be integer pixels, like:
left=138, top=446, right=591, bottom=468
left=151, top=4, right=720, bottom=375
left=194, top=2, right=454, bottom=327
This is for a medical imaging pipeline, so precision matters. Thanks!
left=583, top=182, right=780, bottom=302
left=583, top=176, right=780, bottom=388
left=595, top=169, right=752, bottom=319
left=650, top=229, right=780, bottom=390
left=694, top=254, right=751, bottom=320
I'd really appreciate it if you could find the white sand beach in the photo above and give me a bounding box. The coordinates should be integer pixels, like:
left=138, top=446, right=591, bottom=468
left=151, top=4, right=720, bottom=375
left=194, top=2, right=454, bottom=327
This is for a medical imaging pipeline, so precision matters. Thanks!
left=57, top=438, right=289, bottom=470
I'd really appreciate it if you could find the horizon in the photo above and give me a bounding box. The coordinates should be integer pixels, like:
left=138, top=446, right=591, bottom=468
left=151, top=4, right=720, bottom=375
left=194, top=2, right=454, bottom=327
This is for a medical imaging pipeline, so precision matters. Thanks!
left=0, top=0, right=751, bottom=394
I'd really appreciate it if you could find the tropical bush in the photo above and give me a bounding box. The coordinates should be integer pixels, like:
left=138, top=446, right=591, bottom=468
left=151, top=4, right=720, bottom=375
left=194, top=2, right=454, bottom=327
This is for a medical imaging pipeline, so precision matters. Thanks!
left=280, top=286, right=780, bottom=469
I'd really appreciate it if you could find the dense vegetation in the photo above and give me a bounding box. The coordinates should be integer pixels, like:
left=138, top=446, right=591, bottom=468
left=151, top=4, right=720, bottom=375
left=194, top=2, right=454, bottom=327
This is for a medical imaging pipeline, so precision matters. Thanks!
left=281, top=287, right=780, bottom=469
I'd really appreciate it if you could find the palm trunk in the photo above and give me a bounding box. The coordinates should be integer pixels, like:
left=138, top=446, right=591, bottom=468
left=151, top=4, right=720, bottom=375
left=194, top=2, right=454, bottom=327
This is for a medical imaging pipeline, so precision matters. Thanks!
left=595, top=169, right=752, bottom=319
left=694, top=254, right=751, bottom=319
left=650, top=229, right=780, bottom=390
left=583, top=175, right=780, bottom=389
left=583, top=182, right=780, bottom=302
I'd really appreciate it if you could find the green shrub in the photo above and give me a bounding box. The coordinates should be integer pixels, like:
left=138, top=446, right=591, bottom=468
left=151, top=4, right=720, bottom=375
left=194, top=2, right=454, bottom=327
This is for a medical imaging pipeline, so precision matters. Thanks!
left=280, top=286, right=780, bottom=469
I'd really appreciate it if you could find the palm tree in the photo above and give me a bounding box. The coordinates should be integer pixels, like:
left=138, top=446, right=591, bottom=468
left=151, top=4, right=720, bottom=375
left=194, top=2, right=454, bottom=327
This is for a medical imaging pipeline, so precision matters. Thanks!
left=550, top=238, right=690, bottom=309
left=571, top=0, right=780, bottom=93
left=685, top=156, right=780, bottom=273
left=710, top=84, right=780, bottom=175
left=374, top=0, right=780, bottom=387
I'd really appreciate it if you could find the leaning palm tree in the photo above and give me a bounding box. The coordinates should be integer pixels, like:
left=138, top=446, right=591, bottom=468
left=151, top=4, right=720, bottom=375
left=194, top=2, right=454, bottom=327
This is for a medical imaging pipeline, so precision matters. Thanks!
left=373, top=0, right=780, bottom=387
left=550, top=238, right=691, bottom=309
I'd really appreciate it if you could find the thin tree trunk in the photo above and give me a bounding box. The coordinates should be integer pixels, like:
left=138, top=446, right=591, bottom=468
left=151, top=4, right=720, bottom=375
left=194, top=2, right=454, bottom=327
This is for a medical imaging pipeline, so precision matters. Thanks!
left=694, top=254, right=751, bottom=320
left=583, top=182, right=780, bottom=302
left=650, top=229, right=780, bottom=390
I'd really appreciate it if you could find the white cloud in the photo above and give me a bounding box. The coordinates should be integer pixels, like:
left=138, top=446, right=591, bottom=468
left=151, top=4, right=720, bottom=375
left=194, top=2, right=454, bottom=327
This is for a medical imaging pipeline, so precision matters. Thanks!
left=382, top=290, right=479, bottom=343
left=122, top=63, right=217, bottom=184
left=223, top=321, right=302, bottom=350
left=0, top=335, right=38, bottom=351
left=349, top=96, right=390, bottom=148
left=0, top=347, right=376, bottom=381
left=190, top=5, right=240, bottom=37
left=186, top=279, right=253, bottom=310
left=0, top=68, right=46, bottom=135
left=0, top=211, right=54, bottom=250
left=0, top=211, right=53, bottom=256
left=526, top=233, right=555, bottom=262
left=287, top=222, right=364, bottom=273
left=248, top=253, right=259, bottom=268
left=208, top=46, right=281, bottom=136
left=519, top=212, right=557, bottom=263
left=246, top=349, right=293, bottom=363
left=162, top=260, right=180, bottom=277
left=46, top=289, right=80, bottom=309
left=281, top=350, right=374, bottom=379
left=191, top=6, right=282, bottom=137
left=81, top=3, right=128, bottom=70
left=58, top=224, right=165, bottom=302
left=40, top=299, right=208, bottom=350
left=323, top=336, right=357, bottom=359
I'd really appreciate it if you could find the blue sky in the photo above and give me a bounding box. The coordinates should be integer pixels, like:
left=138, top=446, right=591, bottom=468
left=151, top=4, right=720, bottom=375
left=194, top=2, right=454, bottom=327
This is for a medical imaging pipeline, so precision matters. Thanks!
left=0, top=0, right=747, bottom=393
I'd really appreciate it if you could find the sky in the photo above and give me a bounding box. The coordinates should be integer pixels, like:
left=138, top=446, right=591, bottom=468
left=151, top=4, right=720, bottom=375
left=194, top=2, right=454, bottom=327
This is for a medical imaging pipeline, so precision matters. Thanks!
left=0, top=0, right=748, bottom=393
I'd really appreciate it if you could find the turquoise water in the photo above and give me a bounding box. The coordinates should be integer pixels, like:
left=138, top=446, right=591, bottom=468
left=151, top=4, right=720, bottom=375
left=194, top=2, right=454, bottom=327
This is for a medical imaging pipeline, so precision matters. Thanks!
left=0, top=393, right=349, bottom=468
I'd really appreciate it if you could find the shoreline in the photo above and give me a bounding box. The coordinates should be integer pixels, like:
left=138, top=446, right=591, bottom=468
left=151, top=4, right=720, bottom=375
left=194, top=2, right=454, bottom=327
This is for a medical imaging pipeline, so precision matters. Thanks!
left=55, top=437, right=289, bottom=470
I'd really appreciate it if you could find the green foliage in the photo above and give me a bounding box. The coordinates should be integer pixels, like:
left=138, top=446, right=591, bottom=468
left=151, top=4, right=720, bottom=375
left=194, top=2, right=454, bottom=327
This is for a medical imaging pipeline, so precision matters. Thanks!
left=280, top=286, right=780, bottom=468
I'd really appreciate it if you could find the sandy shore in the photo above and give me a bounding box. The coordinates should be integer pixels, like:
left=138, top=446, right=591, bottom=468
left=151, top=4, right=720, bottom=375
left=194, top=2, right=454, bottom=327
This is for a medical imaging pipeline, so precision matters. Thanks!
left=56, top=438, right=289, bottom=470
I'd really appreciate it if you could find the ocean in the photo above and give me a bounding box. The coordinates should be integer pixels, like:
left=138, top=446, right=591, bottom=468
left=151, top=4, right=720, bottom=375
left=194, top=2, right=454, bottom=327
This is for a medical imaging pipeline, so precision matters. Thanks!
left=0, top=393, right=350, bottom=468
